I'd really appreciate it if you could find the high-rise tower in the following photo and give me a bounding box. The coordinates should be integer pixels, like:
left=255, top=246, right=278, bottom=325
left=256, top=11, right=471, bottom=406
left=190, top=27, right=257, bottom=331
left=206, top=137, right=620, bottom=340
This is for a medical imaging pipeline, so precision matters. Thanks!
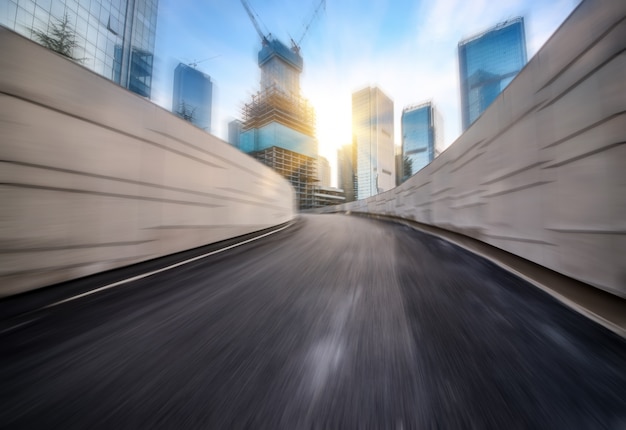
left=352, top=87, right=395, bottom=200
left=228, top=120, right=243, bottom=147
left=337, top=143, right=356, bottom=203
left=238, top=1, right=322, bottom=210
left=458, top=17, right=527, bottom=131
left=172, top=63, right=213, bottom=131
left=401, top=102, right=442, bottom=182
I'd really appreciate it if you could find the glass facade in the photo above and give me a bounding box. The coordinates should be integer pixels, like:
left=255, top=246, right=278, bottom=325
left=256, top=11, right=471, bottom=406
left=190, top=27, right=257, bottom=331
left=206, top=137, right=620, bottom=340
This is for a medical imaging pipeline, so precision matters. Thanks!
left=352, top=87, right=395, bottom=200
left=228, top=119, right=242, bottom=147
left=317, top=156, right=330, bottom=187
left=172, top=63, right=213, bottom=131
left=259, top=39, right=303, bottom=96
left=458, top=17, right=527, bottom=131
left=239, top=122, right=317, bottom=159
left=1, top=0, right=158, bottom=98
left=401, top=102, right=440, bottom=182
left=337, top=143, right=356, bottom=202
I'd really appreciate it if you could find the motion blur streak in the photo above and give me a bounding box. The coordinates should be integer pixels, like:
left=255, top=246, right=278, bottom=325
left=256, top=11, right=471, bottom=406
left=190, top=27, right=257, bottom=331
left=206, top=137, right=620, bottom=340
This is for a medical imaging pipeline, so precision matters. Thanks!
left=1, top=215, right=624, bottom=429
left=43, top=221, right=294, bottom=308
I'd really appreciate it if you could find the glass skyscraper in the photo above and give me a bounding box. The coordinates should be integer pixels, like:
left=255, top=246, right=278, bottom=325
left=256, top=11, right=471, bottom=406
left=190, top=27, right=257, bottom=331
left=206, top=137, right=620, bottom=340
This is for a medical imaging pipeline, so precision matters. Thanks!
left=401, top=102, right=441, bottom=182
left=458, top=17, right=527, bottom=131
left=172, top=63, right=213, bottom=131
left=352, top=86, right=395, bottom=200
left=317, top=156, right=330, bottom=188
left=337, top=143, right=356, bottom=203
left=1, top=0, right=158, bottom=98
left=228, top=119, right=242, bottom=147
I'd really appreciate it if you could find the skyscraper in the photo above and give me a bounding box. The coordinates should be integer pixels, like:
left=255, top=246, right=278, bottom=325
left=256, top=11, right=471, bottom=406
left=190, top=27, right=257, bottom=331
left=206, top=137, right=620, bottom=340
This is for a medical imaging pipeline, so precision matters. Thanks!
left=1, top=0, right=159, bottom=98
left=318, top=156, right=331, bottom=188
left=395, top=144, right=403, bottom=187
left=458, top=17, right=527, bottom=131
left=172, top=63, right=213, bottom=131
left=352, top=87, right=395, bottom=200
left=239, top=38, right=318, bottom=210
left=337, top=143, right=356, bottom=203
left=401, top=102, right=442, bottom=182
left=228, top=119, right=242, bottom=147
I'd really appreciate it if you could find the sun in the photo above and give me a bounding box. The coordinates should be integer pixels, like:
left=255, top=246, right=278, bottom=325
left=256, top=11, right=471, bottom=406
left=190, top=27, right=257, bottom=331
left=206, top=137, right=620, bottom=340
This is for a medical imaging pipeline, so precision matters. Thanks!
left=311, top=92, right=352, bottom=160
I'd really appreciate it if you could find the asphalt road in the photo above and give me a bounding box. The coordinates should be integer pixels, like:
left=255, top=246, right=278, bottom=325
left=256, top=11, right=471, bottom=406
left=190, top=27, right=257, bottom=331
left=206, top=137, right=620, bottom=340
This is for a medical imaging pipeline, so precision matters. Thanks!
left=1, top=214, right=625, bottom=429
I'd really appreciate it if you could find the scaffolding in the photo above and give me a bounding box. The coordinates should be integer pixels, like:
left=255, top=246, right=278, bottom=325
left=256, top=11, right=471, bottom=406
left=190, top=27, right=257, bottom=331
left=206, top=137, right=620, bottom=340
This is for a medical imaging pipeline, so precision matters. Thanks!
left=242, top=84, right=316, bottom=137
left=251, top=146, right=318, bottom=210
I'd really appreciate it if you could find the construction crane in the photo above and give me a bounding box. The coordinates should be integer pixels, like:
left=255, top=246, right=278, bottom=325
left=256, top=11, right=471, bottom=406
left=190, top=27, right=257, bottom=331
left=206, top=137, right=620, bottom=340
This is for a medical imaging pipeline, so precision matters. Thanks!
left=291, top=0, right=326, bottom=54
left=187, top=55, right=220, bottom=68
left=240, top=0, right=270, bottom=46
left=240, top=0, right=325, bottom=54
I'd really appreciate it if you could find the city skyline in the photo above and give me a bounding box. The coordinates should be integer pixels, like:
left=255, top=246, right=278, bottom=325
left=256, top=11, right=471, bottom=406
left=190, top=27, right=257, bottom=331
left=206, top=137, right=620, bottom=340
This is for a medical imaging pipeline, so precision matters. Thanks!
left=154, top=1, right=577, bottom=185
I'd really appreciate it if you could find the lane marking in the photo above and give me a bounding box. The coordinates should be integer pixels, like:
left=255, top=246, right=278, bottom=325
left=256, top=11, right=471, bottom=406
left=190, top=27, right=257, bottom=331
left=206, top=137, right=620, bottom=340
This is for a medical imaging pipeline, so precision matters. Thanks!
left=43, top=222, right=294, bottom=309
left=0, top=318, right=42, bottom=335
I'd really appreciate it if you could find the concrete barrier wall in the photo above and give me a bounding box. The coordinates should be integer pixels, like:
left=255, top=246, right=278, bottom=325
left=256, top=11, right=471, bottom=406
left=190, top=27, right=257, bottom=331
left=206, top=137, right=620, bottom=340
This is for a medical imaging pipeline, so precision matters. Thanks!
left=317, top=0, right=626, bottom=298
left=0, top=28, right=296, bottom=296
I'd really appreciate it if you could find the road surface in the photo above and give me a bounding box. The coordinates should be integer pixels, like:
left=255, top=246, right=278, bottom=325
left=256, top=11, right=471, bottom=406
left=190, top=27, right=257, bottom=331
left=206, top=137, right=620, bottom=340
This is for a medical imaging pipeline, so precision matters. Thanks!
left=1, top=214, right=625, bottom=429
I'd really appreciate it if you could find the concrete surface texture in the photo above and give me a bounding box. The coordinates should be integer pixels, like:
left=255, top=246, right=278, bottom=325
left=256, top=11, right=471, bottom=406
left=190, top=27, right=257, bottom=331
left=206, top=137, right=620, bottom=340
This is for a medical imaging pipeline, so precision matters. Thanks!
left=0, top=28, right=295, bottom=296
left=1, top=214, right=624, bottom=429
left=317, top=0, right=626, bottom=298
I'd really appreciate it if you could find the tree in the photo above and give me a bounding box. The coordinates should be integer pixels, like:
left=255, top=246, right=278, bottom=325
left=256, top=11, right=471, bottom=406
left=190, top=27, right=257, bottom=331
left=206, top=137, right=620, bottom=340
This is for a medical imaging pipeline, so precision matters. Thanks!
left=32, top=14, right=82, bottom=62
left=403, top=155, right=413, bottom=179
left=176, top=101, right=197, bottom=123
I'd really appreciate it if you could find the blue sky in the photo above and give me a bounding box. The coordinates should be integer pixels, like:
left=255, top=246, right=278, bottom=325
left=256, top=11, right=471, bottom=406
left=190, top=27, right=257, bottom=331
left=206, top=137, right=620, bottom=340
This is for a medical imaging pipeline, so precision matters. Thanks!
left=152, top=0, right=579, bottom=185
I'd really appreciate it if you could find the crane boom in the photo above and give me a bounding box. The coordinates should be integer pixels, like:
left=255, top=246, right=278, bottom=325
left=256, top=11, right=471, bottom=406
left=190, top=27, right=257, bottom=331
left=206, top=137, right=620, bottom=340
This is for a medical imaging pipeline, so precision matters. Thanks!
left=297, top=0, right=325, bottom=46
left=240, top=0, right=269, bottom=45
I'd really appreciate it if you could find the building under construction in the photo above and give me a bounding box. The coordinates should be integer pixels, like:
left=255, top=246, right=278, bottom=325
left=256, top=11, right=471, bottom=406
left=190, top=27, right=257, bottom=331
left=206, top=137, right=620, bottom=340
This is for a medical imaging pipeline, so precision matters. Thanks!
left=238, top=1, right=323, bottom=210
left=239, top=37, right=319, bottom=209
left=242, top=83, right=316, bottom=139
left=252, top=146, right=318, bottom=209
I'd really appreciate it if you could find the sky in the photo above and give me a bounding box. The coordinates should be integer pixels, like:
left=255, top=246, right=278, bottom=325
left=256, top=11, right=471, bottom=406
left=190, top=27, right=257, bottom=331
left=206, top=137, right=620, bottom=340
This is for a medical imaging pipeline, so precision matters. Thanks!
left=151, top=0, right=579, bottom=186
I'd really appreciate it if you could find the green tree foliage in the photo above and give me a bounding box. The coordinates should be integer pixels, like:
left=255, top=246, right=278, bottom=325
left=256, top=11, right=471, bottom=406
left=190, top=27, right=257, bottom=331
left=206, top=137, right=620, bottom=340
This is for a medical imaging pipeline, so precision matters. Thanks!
left=32, top=14, right=82, bottom=62
left=403, top=155, right=413, bottom=179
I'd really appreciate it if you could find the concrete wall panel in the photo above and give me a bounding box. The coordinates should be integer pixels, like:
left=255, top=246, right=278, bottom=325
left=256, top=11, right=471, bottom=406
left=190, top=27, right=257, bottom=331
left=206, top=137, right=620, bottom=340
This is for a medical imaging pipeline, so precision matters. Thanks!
left=316, top=0, right=626, bottom=297
left=0, top=29, right=295, bottom=296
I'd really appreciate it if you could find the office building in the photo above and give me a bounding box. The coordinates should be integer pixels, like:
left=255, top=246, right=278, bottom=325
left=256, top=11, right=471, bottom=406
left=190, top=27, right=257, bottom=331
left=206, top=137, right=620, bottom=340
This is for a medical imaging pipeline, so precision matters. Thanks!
left=395, top=145, right=403, bottom=186
left=1, top=0, right=159, bottom=98
left=239, top=38, right=318, bottom=210
left=228, top=119, right=242, bottom=147
left=337, top=143, right=356, bottom=203
left=458, top=17, right=527, bottom=130
left=252, top=146, right=317, bottom=208
left=352, top=87, right=395, bottom=200
left=172, top=63, right=213, bottom=131
left=318, top=156, right=331, bottom=188
left=311, top=186, right=345, bottom=207
left=400, top=102, right=442, bottom=183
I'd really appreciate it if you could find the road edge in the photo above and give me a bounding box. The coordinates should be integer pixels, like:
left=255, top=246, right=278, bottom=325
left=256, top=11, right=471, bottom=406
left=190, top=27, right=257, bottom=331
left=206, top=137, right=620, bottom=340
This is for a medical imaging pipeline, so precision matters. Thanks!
left=346, top=212, right=626, bottom=339
left=0, top=218, right=301, bottom=322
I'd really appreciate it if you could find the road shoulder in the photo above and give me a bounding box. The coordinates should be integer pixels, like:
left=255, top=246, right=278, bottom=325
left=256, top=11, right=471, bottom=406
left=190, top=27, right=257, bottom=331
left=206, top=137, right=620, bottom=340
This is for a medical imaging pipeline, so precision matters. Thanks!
left=346, top=212, right=626, bottom=338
